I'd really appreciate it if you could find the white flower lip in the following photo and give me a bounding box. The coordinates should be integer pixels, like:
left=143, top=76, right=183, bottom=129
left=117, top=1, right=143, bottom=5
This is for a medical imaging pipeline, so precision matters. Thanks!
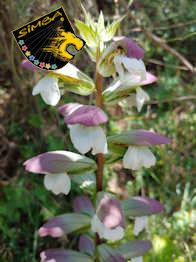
left=69, top=124, right=108, bottom=155
left=123, top=146, right=156, bottom=170
left=114, top=55, right=146, bottom=83
left=91, top=214, right=124, bottom=241
left=132, top=256, right=143, bottom=262
left=134, top=216, right=148, bottom=236
left=32, top=76, right=60, bottom=106
left=44, top=173, right=71, bottom=195
left=135, top=88, right=150, bottom=112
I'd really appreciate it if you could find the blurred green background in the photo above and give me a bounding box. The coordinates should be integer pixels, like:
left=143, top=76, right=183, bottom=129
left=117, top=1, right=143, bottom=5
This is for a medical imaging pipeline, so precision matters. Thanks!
left=0, top=0, right=195, bottom=261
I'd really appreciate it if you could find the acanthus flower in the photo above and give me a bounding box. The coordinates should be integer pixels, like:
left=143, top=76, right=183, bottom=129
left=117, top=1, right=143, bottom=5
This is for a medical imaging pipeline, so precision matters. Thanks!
left=21, top=60, right=95, bottom=106
left=59, top=103, right=108, bottom=155
left=91, top=194, right=125, bottom=241
left=103, top=71, right=158, bottom=111
left=23, top=151, right=96, bottom=195
left=108, top=130, right=170, bottom=170
left=74, top=194, right=125, bottom=241
left=98, top=37, right=146, bottom=83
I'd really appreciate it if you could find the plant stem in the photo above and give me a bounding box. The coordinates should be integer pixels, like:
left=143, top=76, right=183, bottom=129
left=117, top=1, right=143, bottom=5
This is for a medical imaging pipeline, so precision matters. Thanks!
left=95, top=47, right=104, bottom=251
left=95, top=47, right=104, bottom=194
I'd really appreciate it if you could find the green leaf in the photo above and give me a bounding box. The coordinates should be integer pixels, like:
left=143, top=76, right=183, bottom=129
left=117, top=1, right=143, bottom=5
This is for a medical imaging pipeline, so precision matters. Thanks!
left=117, top=240, right=152, bottom=259
left=85, top=46, right=96, bottom=62
left=128, top=0, right=134, bottom=7
left=28, top=114, right=42, bottom=128
left=81, top=4, right=96, bottom=30
left=97, top=11, right=106, bottom=39
left=75, top=19, right=97, bottom=47
left=104, top=16, right=126, bottom=42
left=49, top=63, right=95, bottom=96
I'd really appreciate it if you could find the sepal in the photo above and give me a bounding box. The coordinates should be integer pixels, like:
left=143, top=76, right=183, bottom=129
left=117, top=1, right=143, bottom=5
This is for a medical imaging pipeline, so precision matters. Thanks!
left=121, top=196, right=164, bottom=217
left=97, top=244, right=125, bottom=262
left=24, top=150, right=97, bottom=175
left=117, top=240, right=152, bottom=259
left=73, top=196, right=94, bottom=216
left=107, top=130, right=170, bottom=147
left=48, top=63, right=95, bottom=96
left=79, top=235, right=95, bottom=257
left=38, top=213, right=91, bottom=237
left=40, top=249, right=94, bottom=262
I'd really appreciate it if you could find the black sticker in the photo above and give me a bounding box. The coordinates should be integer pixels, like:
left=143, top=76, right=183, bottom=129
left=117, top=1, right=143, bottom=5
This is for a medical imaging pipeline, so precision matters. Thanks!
left=12, top=7, right=85, bottom=71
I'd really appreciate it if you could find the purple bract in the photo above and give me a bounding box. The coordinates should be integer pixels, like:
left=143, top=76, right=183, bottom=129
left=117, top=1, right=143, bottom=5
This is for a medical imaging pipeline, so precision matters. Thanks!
left=59, top=103, right=108, bottom=126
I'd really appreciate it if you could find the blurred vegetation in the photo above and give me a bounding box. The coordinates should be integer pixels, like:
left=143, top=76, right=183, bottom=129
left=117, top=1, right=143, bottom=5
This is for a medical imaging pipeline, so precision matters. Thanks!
left=0, top=0, right=195, bottom=261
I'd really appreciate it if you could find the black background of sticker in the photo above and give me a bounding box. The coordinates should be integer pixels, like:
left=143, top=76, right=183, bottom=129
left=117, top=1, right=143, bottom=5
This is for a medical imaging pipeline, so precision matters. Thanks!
left=12, top=7, right=75, bottom=70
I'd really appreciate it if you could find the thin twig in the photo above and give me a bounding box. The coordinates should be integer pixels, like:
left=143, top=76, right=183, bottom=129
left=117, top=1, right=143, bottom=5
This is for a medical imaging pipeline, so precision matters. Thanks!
left=148, top=58, right=189, bottom=71
left=147, top=96, right=196, bottom=105
left=183, top=241, right=192, bottom=262
left=153, top=19, right=196, bottom=31
left=128, top=11, right=195, bottom=72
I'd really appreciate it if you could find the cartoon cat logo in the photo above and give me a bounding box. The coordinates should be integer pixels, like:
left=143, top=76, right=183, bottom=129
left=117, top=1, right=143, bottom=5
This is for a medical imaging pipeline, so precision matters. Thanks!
left=12, top=7, right=85, bottom=70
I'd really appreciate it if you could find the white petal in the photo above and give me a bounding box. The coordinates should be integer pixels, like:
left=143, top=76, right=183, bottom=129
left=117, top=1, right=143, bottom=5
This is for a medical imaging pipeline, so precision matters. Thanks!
left=69, top=125, right=108, bottom=155
left=132, top=257, right=143, bottom=262
left=102, top=226, right=124, bottom=241
left=114, top=55, right=126, bottom=80
left=114, top=55, right=146, bottom=83
left=33, top=77, right=60, bottom=106
left=126, top=94, right=137, bottom=108
left=123, top=146, right=156, bottom=170
left=53, top=63, right=77, bottom=77
left=69, top=124, right=92, bottom=154
left=122, top=57, right=146, bottom=82
left=134, top=216, right=148, bottom=236
left=40, top=77, right=60, bottom=106
left=44, top=173, right=71, bottom=195
left=136, top=88, right=150, bottom=112
left=90, top=126, right=108, bottom=155
left=91, top=215, right=124, bottom=241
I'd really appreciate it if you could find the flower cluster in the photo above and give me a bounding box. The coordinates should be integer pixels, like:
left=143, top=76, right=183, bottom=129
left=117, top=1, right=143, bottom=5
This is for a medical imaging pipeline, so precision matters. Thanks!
left=38, top=194, right=163, bottom=261
left=23, top=7, right=171, bottom=262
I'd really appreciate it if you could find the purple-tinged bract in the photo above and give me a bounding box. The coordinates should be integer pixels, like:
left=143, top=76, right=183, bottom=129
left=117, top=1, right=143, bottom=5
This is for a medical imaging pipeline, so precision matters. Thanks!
left=116, top=37, right=145, bottom=60
left=141, top=72, right=158, bottom=86
left=122, top=196, right=164, bottom=217
left=59, top=103, right=108, bottom=126
left=40, top=249, right=93, bottom=262
left=21, top=59, right=40, bottom=70
left=97, top=196, right=125, bottom=229
left=79, top=235, right=95, bottom=256
left=108, top=130, right=170, bottom=147
left=74, top=196, right=94, bottom=216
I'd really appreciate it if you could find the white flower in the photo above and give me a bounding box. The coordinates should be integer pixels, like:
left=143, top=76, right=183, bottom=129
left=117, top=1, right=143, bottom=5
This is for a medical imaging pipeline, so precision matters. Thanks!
left=91, top=214, right=124, bottom=241
left=32, top=76, right=60, bottom=106
left=113, top=55, right=146, bottom=83
left=134, top=216, right=148, bottom=236
left=69, top=124, right=108, bottom=155
left=126, top=87, right=150, bottom=112
left=132, top=256, right=143, bottom=262
left=44, top=173, right=71, bottom=195
left=123, top=146, right=156, bottom=170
